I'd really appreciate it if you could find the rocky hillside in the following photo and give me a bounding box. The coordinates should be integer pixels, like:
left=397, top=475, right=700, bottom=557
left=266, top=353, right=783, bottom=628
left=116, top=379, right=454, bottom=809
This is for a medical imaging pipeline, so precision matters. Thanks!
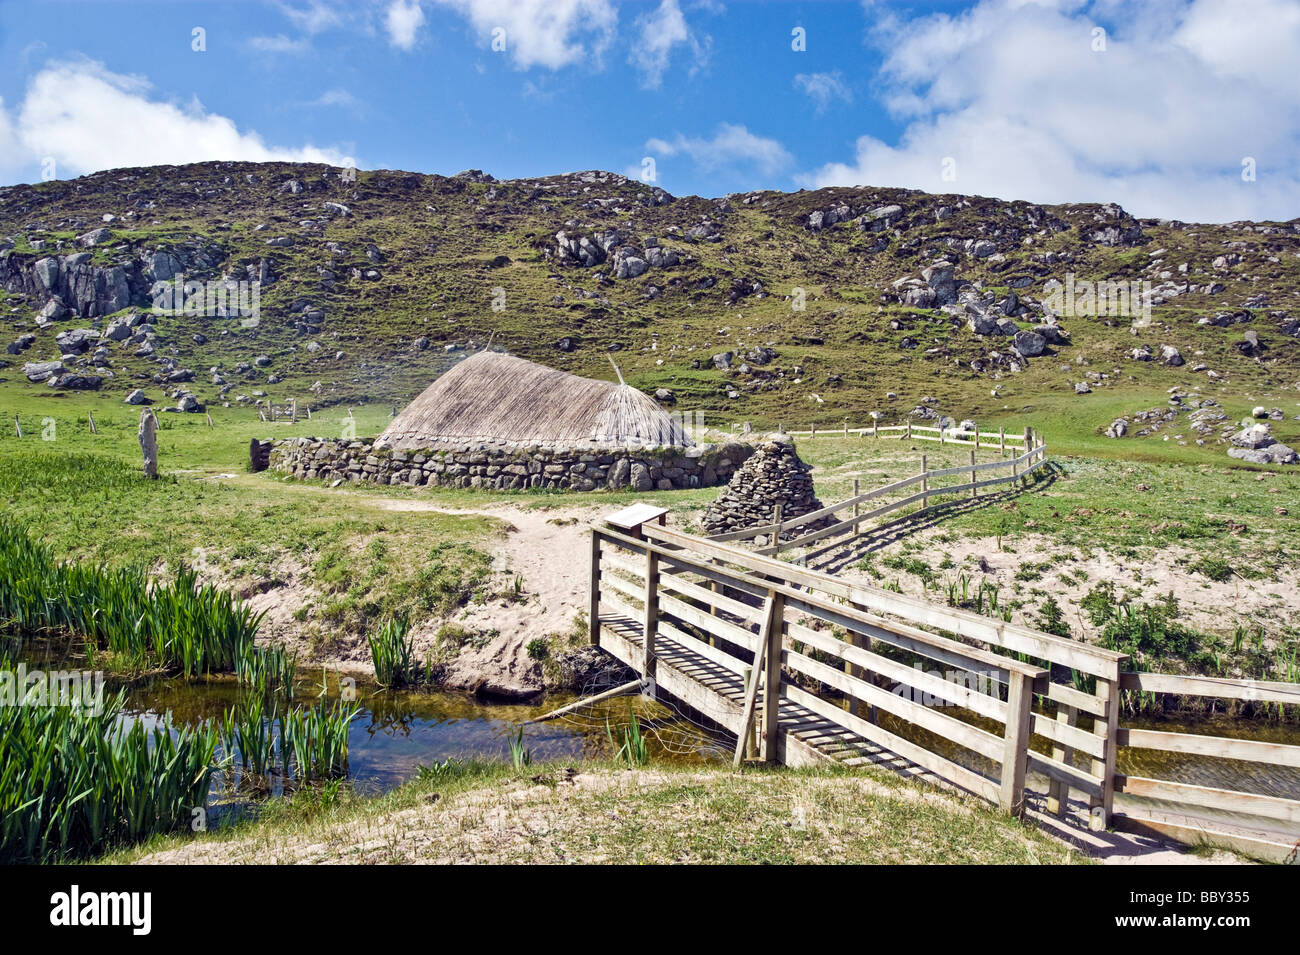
left=1, top=161, right=1297, bottom=449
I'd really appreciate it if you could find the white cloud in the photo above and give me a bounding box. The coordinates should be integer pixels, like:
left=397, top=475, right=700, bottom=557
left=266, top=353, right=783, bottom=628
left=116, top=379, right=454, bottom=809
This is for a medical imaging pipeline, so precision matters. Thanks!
left=794, top=72, right=852, bottom=111
left=278, top=0, right=346, bottom=35
left=0, top=97, right=21, bottom=182
left=433, top=0, right=617, bottom=70
left=804, top=0, right=1300, bottom=222
left=306, top=88, right=361, bottom=109
left=247, top=34, right=311, bottom=54
left=385, top=0, right=427, bottom=50
left=629, top=0, right=710, bottom=89
left=5, top=59, right=349, bottom=182
left=647, top=122, right=792, bottom=176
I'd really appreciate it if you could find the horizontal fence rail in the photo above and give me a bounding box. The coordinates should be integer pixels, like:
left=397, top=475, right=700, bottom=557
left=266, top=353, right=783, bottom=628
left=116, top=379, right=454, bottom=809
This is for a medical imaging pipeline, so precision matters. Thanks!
left=711, top=428, right=1049, bottom=556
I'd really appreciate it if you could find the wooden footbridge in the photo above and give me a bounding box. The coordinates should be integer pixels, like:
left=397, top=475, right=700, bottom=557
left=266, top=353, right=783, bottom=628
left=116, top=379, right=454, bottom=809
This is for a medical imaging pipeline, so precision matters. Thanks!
left=589, top=507, right=1300, bottom=861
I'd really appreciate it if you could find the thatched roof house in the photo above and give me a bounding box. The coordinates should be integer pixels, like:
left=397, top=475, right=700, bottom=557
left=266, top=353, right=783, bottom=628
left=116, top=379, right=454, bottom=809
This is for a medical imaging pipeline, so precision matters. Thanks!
left=374, top=352, right=693, bottom=451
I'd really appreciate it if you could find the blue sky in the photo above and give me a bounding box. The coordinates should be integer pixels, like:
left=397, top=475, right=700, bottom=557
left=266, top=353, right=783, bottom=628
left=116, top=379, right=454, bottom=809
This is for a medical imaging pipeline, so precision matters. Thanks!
left=2, top=0, right=1299, bottom=222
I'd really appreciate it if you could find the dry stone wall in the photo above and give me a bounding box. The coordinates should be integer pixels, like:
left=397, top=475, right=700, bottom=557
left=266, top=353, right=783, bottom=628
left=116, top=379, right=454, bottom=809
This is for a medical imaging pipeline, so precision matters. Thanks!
left=268, top=437, right=754, bottom=491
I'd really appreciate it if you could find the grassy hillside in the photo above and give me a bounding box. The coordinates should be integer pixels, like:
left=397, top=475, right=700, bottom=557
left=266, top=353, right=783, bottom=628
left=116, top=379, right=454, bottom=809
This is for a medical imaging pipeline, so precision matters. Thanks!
left=1, top=161, right=1296, bottom=462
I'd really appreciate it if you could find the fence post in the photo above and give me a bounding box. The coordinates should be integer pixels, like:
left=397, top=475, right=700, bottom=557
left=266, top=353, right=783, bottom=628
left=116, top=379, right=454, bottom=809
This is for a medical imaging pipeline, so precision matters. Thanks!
left=1090, top=669, right=1121, bottom=830
left=643, top=549, right=660, bottom=692
left=974, top=423, right=979, bottom=450
left=588, top=532, right=602, bottom=644
left=920, top=454, right=928, bottom=507
left=999, top=427, right=1006, bottom=456
left=771, top=503, right=783, bottom=555
left=811, top=423, right=816, bottom=437
left=853, top=478, right=860, bottom=518
left=760, top=592, right=785, bottom=763
left=1046, top=704, right=1079, bottom=816
left=845, top=631, right=864, bottom=719
left=873, top=418, right=879, bottom=439
left=998, top=669, right=1035, bottom=816
left=970, top=449, right=977, bottom=499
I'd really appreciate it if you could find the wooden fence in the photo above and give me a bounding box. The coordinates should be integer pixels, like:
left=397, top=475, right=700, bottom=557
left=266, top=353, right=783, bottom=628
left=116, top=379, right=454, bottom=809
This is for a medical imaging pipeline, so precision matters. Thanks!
left=784, top=420, right=1031, bottom=452
left=589, top=516, right=1300, bottom=857
left=591, top=518, right=1130, bottom=825
left=1111, top=672, right=1300, bottom=862
left=711, top=428, right=1048, bottom=555
left=258, top=399, right=306, bottom=423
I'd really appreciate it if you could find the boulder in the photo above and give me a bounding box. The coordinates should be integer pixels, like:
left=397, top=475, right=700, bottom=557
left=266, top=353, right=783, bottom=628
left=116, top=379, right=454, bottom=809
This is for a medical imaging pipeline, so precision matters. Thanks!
left=920, top=262, right=956, bottom=305
left=1034, top=324, right=1070, bottom=346
left=630, top=461, right=653, bottom=492
left=1227, top=448, right=1271, bottom=465
left=48, top=372, right=102, bottom=390
left=124, top=389, right=149, bottom=405
left=1012, top=330, right=1046, bottom=357
left=1230, top=424, right=1274, bottom=449
left=40, top=298, right=70, bottom=321
left=607, top=458, right=631, bottom=488
left=1159, top=344, right=1184, bottom=366
left=1264, top=443, right=1298, bottom=465
left=24, top=360, right=65, bottom=383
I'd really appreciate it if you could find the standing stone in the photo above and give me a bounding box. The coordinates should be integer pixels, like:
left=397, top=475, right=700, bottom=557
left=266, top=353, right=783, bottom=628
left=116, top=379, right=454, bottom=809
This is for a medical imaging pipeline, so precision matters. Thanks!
left=249, top=438, right=272, bottom=473
left=139, top=411, right=158, bottom=479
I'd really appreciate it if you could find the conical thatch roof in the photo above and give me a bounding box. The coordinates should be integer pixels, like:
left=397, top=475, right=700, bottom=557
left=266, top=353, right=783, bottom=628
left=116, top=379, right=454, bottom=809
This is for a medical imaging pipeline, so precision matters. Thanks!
left=374, top=352, right=692, bottom=451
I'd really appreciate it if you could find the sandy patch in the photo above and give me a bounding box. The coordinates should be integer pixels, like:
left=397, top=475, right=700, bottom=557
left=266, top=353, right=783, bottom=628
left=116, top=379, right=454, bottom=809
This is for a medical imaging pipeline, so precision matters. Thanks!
left=371, top=499, right=607, bottom=697
left=819, top=529, right=1300, bottom=643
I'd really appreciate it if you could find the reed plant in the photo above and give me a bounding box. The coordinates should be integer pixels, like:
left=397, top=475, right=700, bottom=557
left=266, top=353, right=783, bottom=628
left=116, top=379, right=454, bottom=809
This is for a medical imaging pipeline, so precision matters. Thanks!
left=607, top=715, right=650, bottom=766
left=0, top=519, right=262, bottom=677
left=0, top=690, right=218, bottom=863
left=236, top=640, right=297, bottom=697
left=508, top=725, right=532, bottom=768
left=218, top=697, right=357, bottom=783
left=368, top=614, right=415, bottom=687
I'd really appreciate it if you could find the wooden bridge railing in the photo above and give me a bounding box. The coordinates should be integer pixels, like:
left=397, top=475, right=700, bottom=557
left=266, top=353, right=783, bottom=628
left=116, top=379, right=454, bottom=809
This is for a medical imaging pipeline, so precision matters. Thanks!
left=711, top=430, right=1048, bottom=556
left=590, top=519, right=1125, bottom=820
left=592, top=514, right=1300, bottom=857
left=1110, top=672, right=1300, bottom=862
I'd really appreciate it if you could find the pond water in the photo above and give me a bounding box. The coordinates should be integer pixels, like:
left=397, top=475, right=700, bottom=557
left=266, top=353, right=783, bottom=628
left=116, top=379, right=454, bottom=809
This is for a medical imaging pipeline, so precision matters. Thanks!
left=111, top=670, right=727, bottom=819
left=29, top=647, right=1300, bottom=841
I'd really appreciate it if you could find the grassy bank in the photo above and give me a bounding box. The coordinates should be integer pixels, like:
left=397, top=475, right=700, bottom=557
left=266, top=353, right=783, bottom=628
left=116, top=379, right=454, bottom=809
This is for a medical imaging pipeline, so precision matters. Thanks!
left=107, top=761, right=1086, bottom=865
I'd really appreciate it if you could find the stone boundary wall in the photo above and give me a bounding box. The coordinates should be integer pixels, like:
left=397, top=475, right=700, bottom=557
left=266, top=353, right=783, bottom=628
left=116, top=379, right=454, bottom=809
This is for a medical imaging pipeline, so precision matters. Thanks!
left=268, top=437, right=755, bottom=491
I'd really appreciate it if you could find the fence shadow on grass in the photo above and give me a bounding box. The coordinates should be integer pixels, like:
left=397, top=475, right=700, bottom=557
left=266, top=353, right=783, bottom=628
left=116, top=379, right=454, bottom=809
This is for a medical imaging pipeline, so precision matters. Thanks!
left=805, top=463, right=1062, bottom=576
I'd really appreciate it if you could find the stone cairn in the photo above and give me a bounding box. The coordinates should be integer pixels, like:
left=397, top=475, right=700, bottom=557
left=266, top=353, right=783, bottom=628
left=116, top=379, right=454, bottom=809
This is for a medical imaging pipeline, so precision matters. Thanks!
left=702, top=436, right=826, bottom=543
